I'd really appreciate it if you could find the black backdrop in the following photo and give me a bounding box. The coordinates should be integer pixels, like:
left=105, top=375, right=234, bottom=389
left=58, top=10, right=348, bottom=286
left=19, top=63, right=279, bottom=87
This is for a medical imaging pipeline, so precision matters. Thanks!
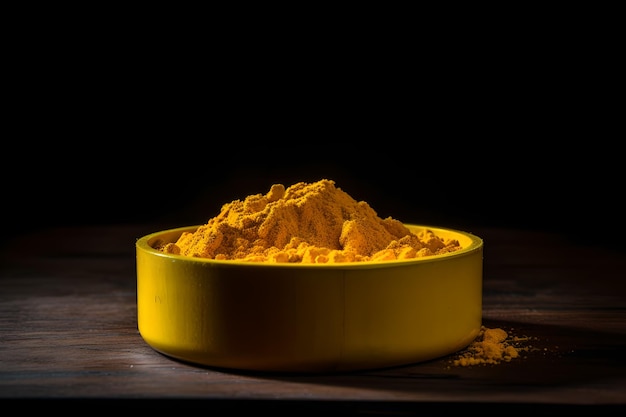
left=3, top=135, right=622, bottom=249
left=3, top=31, right=622, bottom=248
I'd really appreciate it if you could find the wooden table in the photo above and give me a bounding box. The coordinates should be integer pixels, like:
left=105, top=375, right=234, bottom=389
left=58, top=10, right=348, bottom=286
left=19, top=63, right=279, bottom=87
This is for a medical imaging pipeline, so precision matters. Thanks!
left=1, top=224, right=625, bottom=414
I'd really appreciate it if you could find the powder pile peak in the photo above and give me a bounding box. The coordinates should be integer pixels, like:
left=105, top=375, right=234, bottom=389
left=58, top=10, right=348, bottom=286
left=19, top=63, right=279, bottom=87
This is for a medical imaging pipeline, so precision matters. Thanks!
left=159, top=179, right=461, bottom=263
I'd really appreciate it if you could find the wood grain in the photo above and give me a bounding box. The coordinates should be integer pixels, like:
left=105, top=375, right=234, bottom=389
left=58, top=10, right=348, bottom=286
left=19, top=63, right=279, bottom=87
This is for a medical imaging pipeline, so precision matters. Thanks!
left=1, top=224, right=625, bottom=413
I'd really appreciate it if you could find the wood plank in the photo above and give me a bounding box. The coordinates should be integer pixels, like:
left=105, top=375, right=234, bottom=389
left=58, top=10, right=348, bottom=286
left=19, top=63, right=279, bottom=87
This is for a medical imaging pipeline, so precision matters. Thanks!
left=1, top=225, right=625, bottom=410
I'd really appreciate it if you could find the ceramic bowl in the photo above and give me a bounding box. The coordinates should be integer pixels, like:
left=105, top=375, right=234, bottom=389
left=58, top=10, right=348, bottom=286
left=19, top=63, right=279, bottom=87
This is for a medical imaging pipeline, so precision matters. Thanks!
left=136, top=224, right=483, bottom=373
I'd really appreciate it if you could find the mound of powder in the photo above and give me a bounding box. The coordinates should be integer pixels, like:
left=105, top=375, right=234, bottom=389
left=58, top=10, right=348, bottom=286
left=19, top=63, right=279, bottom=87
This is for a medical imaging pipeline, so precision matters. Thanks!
left=450, top=326, right=536, bottom=366
left=158, top=179, right=461, bottom=263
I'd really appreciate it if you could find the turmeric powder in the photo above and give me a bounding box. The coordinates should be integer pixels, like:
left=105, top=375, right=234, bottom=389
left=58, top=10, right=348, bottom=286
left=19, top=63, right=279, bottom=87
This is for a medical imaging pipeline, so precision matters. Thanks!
left=158, top=179, right=461, bottom=263
left=450, top=326, right=536, bottom=366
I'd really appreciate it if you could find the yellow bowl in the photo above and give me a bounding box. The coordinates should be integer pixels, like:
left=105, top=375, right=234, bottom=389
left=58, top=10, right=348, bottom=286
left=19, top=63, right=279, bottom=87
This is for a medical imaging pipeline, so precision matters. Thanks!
left=136, top=224, right=483, bottom=373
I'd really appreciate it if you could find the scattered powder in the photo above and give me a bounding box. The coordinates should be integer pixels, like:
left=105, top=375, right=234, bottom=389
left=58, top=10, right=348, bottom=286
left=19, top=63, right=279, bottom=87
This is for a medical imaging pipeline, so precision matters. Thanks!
left=157, top=179, right=461, bottom=263
left=449, top=326, right=536, bottom=367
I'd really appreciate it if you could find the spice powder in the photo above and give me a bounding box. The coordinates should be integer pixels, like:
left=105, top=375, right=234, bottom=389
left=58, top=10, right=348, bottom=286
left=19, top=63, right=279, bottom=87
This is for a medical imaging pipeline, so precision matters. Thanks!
left=449, top=326, right=537, bottom=367
left=159, top=179, right=461, bottom=263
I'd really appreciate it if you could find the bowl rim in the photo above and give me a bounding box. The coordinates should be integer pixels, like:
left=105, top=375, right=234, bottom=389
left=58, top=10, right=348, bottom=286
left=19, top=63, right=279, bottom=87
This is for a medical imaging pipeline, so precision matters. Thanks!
left=136, top=223, right=483, bottom=270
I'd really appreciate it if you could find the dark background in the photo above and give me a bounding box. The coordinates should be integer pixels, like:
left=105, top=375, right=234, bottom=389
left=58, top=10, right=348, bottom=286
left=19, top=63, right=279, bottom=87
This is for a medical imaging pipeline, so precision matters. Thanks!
left=3, top=25, right=622, bottom=249
left=4, top=134, right=621, bottom=249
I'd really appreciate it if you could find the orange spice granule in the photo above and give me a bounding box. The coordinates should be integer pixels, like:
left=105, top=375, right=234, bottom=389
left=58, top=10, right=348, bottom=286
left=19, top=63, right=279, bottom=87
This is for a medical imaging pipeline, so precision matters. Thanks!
left=158, top=179, right=461, bottom=263
left=450, top=326, right=535, bottom=366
